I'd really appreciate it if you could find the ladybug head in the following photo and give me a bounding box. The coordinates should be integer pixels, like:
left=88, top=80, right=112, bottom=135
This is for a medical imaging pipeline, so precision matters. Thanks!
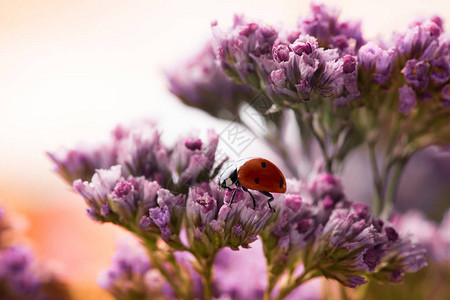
left=218, top=164, right=238, bottom=189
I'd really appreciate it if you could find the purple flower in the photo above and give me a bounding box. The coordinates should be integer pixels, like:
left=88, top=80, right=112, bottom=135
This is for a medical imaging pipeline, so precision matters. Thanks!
left=402, top=59, right=430, bottom=90
left=308, top=172, right=344, bottom=202
left=212, top=17, right=279, bottom=82
left=393, top=209, right=450, bottom=261
left=358, top=43, right=382, bottom=71
left=270, top=69, right=287, bottom=90
left=398, top=84, right=418, bottom=114
left=299, top=2, right=340, bottom=45
left=215, top=238, right=322, bottom=300
left=342, top=55, right=360, bottom=99
left=373, top=48, right=397, bottom=85
left=430, top=57, right=450, bottom=84
left=273, top=43, right=291, bottom=63
left=0, top=244, right=69, bottom=299
left=48, top=122, right=174, bottom=186
left=285, top=194, right=302, bottom=212
left=47, top=143, right=117, bottom=183
left=166, top=42, right=254, bottom=119
left=148, top=206, right=172, bottom=242
left=442, top=84, right=450, bottom=106
left=287, top=30, right=302, bottom=44
left=306, top=205, right=390, bottom=287
left=292, top=40, right=314, bottom=56
left=214, top=240, right=267, bottom=299
left=298, top=3, right=365, bottom=53
left=186, top=182, right=273, bottom=254
left=260, top=191, right=322, bottom=279
left=331, top=34, right=350, bottom=51
left=50, top=123, right=223, bottom=192
left=342, top=55, right=356, bottom=73
left=117, top=124, right=171, bottom=183
left=98, top=238, right=171, bottom=299
left=184, top=138, right=202, bottom=151
left=73, top=165, right=185, bottom=243
left=371, top=235, right=427, bottom=283
left=395, top=19, right=441, bottom=60
left=171, top=130, right=222, bottom=186
left=358, top=43, right=397, bottom=85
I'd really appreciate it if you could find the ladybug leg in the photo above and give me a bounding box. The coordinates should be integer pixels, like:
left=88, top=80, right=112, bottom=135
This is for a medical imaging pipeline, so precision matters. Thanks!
left=258, top=191, right=276, bottom=212
left=228, top=188, right=238, bottom=207
left=241, top=186, right=257, bottom=209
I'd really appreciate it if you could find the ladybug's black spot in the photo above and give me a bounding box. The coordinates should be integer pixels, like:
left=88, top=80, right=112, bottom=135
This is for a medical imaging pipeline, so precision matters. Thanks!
left=279, top=178, right=284, bottom=188
left=254, top=178, right=259, bottom=184
left=261, top=162, right=266, bottom=168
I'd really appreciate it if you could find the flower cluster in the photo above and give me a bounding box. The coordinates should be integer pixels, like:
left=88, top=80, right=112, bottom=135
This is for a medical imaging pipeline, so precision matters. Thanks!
left=48, top=122, right=274, bottom=252
left=0, top=205, right=70, bottom=300
left=395, top=18, right=449, bottom=108
left=49, top=122, right=277, bottom=299
left=168, top=2, right=450, bottom=222
left=186, top=182, right=272, bottom=255
left=297, top=2, right=365, bottom=53
left=50, top=122, right=429, bottom=299
left=49, top=121, right=220, bottom=188
left=208, top=3, right=449, bottom=113
left=261, top=171, right=427, bottom=298
left=166, top=42, right=256, bottom=120
left=212, top=13, right=359, bottom=104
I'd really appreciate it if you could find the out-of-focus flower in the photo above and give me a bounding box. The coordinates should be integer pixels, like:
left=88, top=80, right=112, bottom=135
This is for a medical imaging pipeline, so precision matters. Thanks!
left=308, top=172, right=345, bottom=203
left=357, top=42, right=397, bottom=85
left=214, top=239, right=322, bottom=300
left=429, top=57, right=449, bottom=84
left=392, top=209, right=450, bottom=261
left=398, top=84, right=418, bottom=114
left=402, top=59, right=430, bottom=90
left=298, top=2, right=366, bottom=53
left=442, top=83, right=450, bottom=106
left=49, top=123, right=223, bottom=191
left=370, top=232, right=428, bottom=283
left=214, top=239, right=267, bottom=299
left=0, top=205, right=70, bottom=300
left=166, top=42, right=256, bottom=120
left=395, top=19, right=441, bottom=60
left=98, top=238, right=170, bottom=300
left=47, top=143, right=117, bottom=183
left=211, top=15, right=278, bottom=85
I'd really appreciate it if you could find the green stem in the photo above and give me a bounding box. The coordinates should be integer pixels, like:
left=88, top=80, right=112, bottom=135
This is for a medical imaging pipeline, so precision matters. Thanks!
left=264, top=134, right=299, bottom=177
left=263, top=272, right=279, bottom=300
left=149, top=252, right=187, bottom=299
left=380, top=159, right=408, bottom=219
left=197, top=253, right=217, bottom=300
left=339, top=285, right=351, bottom=300
left=141, top=238, right=188, bottom=299
left=298, top=108, right=333, bottom=173
left=274, top=269, right=319, bottom=300
left=368, top=143, right=383, bottom=215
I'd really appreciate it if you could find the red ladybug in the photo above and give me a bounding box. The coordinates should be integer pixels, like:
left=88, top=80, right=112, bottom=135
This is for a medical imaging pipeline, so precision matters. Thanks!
left=219, top=158, right=287, bottom=211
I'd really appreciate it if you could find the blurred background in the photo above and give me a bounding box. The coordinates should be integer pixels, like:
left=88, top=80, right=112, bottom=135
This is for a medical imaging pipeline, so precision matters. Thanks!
left=0, top=0, right=449, bottom=298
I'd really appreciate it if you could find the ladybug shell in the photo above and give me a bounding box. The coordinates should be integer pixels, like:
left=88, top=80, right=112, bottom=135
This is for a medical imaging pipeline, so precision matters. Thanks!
left=237, top=158, right=286, bottom=193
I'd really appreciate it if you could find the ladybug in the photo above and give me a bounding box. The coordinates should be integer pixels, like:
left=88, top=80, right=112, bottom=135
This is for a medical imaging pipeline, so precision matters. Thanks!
left=219, top=158, right=286, bottom=211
